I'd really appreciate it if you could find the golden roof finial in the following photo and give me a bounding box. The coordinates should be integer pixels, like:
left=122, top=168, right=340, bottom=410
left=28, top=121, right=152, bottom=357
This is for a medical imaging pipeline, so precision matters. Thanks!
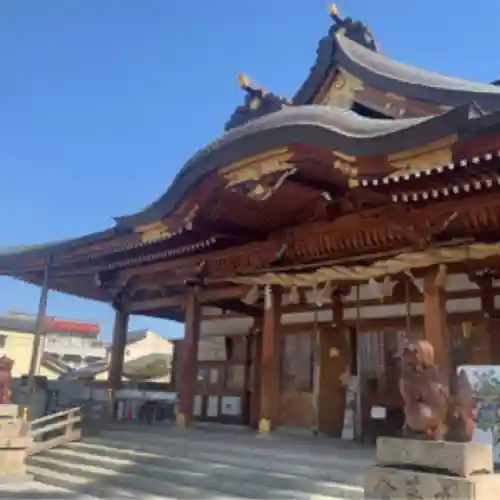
left=237, top=73, right=250, bottom=89
left=328, top=4, right=339, bottom=16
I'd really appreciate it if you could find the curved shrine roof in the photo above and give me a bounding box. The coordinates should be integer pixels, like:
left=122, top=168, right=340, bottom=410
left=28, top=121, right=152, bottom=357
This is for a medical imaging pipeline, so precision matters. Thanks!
left=114, top=10, right=500, bottom=229
left=114, top=102, right=496, bottom=229
left=294, top=13, right=500, bottom=110
left=334, top=34, right=500, bottom=111
left=2, top=8, right=500, bottom=276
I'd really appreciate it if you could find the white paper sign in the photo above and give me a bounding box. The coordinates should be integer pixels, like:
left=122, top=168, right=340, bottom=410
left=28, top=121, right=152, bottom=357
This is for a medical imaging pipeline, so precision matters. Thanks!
left=221, top=396, right=241, bottom=416
left=371, top=406, right=387, bottom=420
left=198, top=337, right=227, bottom=361
left=193, top=395, right=202, bottom=417
left=207, top=395, right=219, bottom=417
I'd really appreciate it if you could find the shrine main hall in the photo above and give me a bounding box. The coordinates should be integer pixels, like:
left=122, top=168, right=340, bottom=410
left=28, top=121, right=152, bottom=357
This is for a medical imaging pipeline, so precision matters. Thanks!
left=3, top=7, right=500, bottom=440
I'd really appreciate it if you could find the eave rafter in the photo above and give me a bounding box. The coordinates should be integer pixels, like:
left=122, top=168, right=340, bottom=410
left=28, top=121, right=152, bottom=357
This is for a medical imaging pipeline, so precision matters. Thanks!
left=115, top=191, right=500, bottom=305
left=360, top=150, right=500, bottom=203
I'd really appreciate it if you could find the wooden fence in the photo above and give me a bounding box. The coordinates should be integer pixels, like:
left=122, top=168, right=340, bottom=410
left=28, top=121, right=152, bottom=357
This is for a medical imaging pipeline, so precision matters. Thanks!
left=28, top=407, right=82, bottom=455
left=27, top=401, right=106, bottom=455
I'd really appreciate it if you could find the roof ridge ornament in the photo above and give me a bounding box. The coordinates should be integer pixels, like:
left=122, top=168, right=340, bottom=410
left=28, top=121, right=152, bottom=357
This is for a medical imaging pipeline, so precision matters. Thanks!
left=328, top=4, right=378, bottom=53
left=328, top=4, right=341, bottom=23
left=224, top=74, right=290, bottom=131
left=236, top=73, right=268, bottom=107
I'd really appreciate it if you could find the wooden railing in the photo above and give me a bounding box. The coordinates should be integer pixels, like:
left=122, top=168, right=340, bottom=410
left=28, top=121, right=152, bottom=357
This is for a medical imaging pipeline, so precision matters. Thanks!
left=28, top=407, right=82, bottom=455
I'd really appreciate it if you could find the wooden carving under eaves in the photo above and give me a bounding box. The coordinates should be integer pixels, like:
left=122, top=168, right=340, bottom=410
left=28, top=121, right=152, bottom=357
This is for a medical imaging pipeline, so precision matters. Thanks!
left=321, top=68, right=364, bottom=109
left=221, top=148, right=297, bottom=200
left=135, top=201, right=200, bottom=244
left=383, top=92, right=408, bottom=118
left=332, top=151, right=359, bottom=187
left=386, top=135, right=457, bottom=176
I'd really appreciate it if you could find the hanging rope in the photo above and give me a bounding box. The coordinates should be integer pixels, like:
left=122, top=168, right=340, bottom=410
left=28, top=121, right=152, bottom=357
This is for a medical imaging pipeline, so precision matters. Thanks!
left=227, top=241, right=500, bottom=288
left=405, top=278, right=411, bottom=339
left=355, top=284, right=362, bottom=442
left=312, top=308, right=320, bottom=435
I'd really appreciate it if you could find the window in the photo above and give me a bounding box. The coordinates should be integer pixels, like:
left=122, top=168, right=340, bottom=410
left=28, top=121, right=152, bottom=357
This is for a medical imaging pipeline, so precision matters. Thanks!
left=0, top=335, right=6, bottom=348
left=209, top=367, right=220, bottom=385
left=281, top=333, right=313, bottom=392
left=226, top=364, right=245, bottom=390
left=359, top=330, right=412, bottom=395
left=61, top=354, right=83, bottom=365
left=227, top=337, right=246, bottom=362
left=84, top=356, right=102, bottom=364
left=197, top=367, right=208, bottom=390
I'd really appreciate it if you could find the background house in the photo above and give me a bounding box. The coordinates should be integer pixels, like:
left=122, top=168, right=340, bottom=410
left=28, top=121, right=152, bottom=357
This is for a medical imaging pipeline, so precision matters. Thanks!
left=66, top=329, right=175, bottom=384
left=0, top=312, right=107, bottom=380
left=0, top=313, right=56, bottom=379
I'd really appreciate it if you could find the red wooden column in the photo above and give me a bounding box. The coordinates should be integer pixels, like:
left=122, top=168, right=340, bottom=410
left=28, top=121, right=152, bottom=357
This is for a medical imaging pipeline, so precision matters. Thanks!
left=249, top=317, right=263, bottom=429
left=423, top=266, right=450, bottom=377
left=258, top=285, right=282, bottom=433
left=176, top=289, right=201, bottom=427
left=107, top=308, right=129, bottom=420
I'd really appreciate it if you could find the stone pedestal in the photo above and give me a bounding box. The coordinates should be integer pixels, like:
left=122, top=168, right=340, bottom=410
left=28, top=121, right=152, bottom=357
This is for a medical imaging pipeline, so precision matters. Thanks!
left=0, top=404, right=32, bottom=483
left=365, top=437, right=500, bottom=499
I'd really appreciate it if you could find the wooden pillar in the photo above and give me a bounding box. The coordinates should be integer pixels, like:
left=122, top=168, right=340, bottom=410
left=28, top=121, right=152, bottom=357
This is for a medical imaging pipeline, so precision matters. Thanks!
left=176, top=289, right=201, bottom=427
left=476, top=275, right=498, bottom=364
left=258, top=285, right=282, bottom=433
left=317, top=290, right=351, bottom=436
left=27, top=257, right=51, bottom=393
left=107, top=308, right=129, bottom=419
left=249, top=317, right=263, bottom=429
left=423, top=266, right=450, bottom=377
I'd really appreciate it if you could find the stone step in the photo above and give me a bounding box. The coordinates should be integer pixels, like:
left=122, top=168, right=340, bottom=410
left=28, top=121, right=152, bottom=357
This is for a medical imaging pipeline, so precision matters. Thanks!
left=72, top=436, right=366, bottom=486
left=102, top=427, right=372, bottom=461
left=0, top=480, right=98, bottom=499
left=28, top=459, right=213, bottom=499
left=28, top=451, right=361, bottom=500
left=97, top=429, right=372, bottom=476
left=44, top=444, right=364, bottom=499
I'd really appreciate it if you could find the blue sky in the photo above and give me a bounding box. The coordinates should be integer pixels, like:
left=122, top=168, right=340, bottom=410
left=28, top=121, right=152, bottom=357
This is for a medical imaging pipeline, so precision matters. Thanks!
left=1, top=0, right=499, bottom=340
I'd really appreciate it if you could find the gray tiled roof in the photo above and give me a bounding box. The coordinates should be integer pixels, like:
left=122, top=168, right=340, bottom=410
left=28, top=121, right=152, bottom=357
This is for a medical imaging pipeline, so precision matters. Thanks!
left=336, top=34, right=500, bottom=110
left=114, top=102, right=492, bottom=229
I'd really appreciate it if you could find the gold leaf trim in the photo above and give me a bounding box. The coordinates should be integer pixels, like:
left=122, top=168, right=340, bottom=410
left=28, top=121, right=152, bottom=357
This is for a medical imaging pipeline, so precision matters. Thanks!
left=222, top=149, right=294, bottom=187
left=322, top=69, right=364, bottom=109
left=387, top=135, right=457, bottom=174
left=228, top=241, right=500, bottom=288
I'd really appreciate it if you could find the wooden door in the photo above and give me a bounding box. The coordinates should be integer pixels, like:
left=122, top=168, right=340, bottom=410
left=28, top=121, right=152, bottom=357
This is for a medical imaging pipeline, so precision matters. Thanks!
left=279, top=331, right=314, bottom=429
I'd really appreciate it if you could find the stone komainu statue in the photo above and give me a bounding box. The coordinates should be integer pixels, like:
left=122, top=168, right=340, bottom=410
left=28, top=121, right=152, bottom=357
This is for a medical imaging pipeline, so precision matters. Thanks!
left=0, top=355, right=14, bottom=404
left=399, top=339, right=476, bottom=442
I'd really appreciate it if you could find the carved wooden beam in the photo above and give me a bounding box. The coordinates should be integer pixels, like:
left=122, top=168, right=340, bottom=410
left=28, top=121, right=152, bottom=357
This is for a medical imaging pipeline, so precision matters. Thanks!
left=202, top=287, right=499, bottom=320
left=35, top=190, right=500, bottom=288
left=210, top=299, right=263, bottom=317
left=196, top=216, right=269, bottom=241
left=125, top=285, right=250, bottom=314
left=110, top=193, right=500, bottom=285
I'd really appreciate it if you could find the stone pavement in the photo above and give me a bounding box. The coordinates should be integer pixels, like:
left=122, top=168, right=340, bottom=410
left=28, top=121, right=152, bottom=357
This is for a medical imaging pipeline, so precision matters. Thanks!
left=3, top=423, right=372, bottom=498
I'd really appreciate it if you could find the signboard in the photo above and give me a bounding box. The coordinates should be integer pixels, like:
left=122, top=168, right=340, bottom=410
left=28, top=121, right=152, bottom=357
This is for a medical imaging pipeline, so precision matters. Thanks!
left=458, top=365, right=500, bottom=464
left=198, top=337, right=227, bottom=362
left=221, top=396, right=241, bottom=416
